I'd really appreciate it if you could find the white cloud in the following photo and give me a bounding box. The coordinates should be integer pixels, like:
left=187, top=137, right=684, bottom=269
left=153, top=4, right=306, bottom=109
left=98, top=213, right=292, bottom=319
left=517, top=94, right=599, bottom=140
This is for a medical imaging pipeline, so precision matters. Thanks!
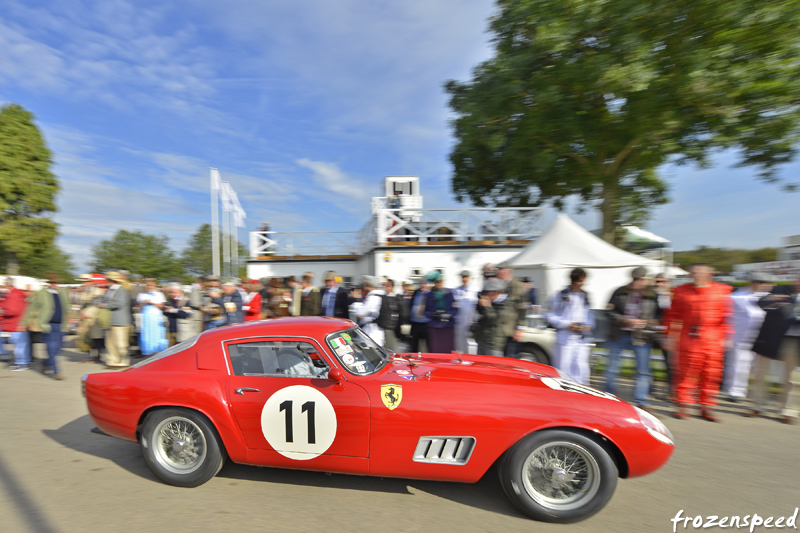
left=296, top=158, right=372, bottom=214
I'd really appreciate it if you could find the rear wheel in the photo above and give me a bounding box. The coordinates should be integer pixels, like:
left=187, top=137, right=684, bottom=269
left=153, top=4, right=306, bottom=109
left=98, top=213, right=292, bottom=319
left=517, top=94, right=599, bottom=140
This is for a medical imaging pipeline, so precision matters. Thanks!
left=140, top=408, right=226, bottom=487
left=499, top=430, right=617, bottom=523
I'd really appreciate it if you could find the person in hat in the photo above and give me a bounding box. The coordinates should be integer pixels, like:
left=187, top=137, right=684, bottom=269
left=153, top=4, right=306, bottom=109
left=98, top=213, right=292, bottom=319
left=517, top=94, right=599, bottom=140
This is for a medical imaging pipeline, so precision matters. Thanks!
left=320, top=271, right=349, bottom=318
left=665, top=263, right=732, bottom=421
left=474, top=278, right=506, bottom=356
left=453, top=270, right=477, bottom=354
left=720, top=273, right=769, bottom=402
left=495, top=262, right=530, bottom=357
left=101, top=271, right=133, bottom=368
left=546, top=268, right=594, bottom=385
left=22, top=274, right=73, bottom=379
left=603, top=266, right=662, bottom=409
left=424, top=270, right=458, bottom=353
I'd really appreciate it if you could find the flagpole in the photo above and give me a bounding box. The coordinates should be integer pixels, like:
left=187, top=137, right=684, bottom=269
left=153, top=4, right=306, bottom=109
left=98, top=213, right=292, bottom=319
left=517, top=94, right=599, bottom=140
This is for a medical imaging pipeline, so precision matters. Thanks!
left=222, top=181, right=231, bottom=279
left=210, top=168, right=221, bottom=277
left=231, top=207, right=238, bottom=279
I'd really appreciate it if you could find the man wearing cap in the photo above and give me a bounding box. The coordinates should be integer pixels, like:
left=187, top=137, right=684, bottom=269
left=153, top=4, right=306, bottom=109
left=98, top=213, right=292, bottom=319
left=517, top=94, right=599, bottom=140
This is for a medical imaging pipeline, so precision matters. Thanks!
left=604, top=267, right=662, bottom=409
left=474, top=278, right=506, bottom=356
left=453, top=270, right=477, bottom=354
left=496, top=262, right=531, bottom=357
left=320, top=271, right=349, bottom=318
left=102, top=271, right=133, bottom=368
left=547, top=268, right=594, bottom=385
left=424, top=271, right=458, bottom=353
left=23, top=275, right=73, bottom=379
left=720, top=273, right=768, bottom=401
left=665, top=263, right=732, bottom=421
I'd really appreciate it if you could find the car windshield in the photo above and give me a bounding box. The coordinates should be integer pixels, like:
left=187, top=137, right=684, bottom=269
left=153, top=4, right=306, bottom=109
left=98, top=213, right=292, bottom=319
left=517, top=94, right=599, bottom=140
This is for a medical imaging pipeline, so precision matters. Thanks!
left=325, top=326, right=390, bottom=375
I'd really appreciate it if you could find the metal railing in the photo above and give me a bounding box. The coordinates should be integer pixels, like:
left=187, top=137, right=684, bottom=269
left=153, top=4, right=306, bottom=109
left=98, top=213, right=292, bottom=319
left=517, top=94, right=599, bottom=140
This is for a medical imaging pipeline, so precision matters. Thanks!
left=250, top=205, right=545, bottom=258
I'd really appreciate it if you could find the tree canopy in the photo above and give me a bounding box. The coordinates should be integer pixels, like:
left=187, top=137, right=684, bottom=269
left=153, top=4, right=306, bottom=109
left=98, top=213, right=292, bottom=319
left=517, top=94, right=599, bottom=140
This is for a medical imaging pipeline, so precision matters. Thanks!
left=90, top=230, right=183, bottom=280
left=0, top=104, right=59, bottom=271
left=446, top=0, right=800, bottom=243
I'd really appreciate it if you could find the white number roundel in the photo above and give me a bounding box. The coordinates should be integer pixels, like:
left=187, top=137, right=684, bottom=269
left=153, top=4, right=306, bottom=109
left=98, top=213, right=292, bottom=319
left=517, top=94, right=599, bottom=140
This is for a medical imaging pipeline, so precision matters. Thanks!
left=261, top=385, right=337, bottom=460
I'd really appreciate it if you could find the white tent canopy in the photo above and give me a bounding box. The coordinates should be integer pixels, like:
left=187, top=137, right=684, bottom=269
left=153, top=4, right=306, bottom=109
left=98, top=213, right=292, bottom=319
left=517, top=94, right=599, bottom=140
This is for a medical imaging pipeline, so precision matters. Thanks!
left=507, top=214, right=664, bottom=309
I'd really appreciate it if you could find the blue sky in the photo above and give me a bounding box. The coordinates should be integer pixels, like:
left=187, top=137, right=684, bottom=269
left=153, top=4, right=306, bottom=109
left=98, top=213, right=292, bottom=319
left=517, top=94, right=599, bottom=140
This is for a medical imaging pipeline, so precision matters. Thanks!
left=1, top=0, right=798, bottom=272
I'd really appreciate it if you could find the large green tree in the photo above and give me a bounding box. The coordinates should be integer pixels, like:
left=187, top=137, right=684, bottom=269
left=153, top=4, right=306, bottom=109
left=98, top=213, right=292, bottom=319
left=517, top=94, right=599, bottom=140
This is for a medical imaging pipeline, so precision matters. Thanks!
left=446, top=0, right=800, bottom=243
left=0, top=104, right=59, bottom=272
left=181, top=223, right=247, bottom=278
left=90, top=230, right=183, bottom=280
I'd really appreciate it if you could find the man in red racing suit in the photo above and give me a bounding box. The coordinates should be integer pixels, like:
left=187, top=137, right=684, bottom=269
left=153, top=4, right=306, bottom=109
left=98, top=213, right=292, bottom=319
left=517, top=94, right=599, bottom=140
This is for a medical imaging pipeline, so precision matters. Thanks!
left=666, top=263, right=732, bottom=421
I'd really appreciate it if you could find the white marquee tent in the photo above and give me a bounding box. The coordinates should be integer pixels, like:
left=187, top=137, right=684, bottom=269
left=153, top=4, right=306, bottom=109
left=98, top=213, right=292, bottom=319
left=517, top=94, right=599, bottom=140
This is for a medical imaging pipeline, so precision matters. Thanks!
left=507, top=214, right=664, bottom=309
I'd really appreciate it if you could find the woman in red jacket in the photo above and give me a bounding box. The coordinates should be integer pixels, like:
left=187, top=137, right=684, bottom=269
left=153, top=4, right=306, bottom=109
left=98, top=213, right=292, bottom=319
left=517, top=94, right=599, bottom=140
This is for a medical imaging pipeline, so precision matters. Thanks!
left=243, top=280, right=263, bottom=321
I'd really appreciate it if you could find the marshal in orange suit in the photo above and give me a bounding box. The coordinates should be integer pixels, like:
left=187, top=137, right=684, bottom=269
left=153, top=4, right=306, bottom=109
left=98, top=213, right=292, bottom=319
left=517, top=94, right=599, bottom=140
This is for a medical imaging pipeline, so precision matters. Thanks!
left=666, top=263, right=732, bottom=421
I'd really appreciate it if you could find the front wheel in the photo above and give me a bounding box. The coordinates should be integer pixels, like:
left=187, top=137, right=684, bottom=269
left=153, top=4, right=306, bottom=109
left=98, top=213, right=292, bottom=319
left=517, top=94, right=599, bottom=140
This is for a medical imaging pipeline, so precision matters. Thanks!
left=499, top=430, right=618, bottom=523
left=140, top=408, right=226, bottom=487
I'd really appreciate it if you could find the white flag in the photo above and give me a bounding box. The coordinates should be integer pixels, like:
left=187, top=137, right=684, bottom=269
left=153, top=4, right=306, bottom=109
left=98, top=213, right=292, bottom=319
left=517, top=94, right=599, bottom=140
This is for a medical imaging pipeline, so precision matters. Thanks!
left=210, top=168, right=222, bottom=191
left=220, top=181, right=234, bottom=212
left=229, top=187, right=247, bottom=227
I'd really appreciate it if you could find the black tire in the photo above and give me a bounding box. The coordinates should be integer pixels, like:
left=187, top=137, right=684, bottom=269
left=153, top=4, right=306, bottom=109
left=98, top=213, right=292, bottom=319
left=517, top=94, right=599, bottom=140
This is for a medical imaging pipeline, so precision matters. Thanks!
left=498, top=430, right=618, bottom=523
left=516, top=344, right=550, bottom=366
left=140, top=408, right=226, bottom=487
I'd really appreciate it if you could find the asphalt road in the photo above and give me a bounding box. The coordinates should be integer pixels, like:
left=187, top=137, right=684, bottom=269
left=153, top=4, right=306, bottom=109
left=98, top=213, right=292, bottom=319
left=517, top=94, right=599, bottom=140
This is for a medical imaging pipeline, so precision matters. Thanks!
left=1, top=342, right=798, bottom=533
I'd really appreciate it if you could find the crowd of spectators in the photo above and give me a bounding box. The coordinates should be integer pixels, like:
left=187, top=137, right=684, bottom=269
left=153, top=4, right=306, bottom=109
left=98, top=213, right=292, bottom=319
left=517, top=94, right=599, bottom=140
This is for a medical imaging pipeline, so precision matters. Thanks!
left=1, top=262, right=798, bottom=425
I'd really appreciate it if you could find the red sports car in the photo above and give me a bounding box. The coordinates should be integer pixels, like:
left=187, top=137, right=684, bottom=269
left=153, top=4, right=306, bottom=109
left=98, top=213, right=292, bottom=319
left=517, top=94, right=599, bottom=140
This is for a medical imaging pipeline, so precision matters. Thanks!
left=82, top=317, right=673, bottom=523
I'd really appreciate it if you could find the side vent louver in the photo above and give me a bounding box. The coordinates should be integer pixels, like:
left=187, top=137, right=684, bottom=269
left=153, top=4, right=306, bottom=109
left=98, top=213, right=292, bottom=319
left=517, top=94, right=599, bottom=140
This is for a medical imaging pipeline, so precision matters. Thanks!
left=413, top=437, right=476, bottom=465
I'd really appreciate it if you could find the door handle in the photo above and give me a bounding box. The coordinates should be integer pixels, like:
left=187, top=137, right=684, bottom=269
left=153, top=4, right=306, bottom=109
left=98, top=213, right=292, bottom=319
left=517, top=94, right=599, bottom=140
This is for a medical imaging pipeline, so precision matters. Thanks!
left=235, top=387, right=261, bottom=395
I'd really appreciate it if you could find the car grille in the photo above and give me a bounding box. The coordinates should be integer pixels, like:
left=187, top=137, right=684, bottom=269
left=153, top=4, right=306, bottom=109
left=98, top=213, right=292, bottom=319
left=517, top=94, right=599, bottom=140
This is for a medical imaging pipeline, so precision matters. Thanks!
left=412, top=437, right=476, bottom=465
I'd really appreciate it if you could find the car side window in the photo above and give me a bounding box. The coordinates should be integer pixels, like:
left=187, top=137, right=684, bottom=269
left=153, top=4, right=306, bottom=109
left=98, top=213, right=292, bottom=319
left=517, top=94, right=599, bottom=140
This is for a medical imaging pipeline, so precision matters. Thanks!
left=228, top=341, right=329, bottom=378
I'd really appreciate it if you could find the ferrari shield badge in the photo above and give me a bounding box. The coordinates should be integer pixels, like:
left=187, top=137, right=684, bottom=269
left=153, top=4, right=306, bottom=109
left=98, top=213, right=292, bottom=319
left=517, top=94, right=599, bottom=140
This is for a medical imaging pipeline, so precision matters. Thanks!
left=381, top=384, right=403, bottom=410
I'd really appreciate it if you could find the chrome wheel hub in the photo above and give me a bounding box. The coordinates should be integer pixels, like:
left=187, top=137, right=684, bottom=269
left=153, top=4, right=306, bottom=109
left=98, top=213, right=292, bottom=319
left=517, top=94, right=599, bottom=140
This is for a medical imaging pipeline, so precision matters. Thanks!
left=152, top=416, right=207, bottom=475
left=522, top=441, right=601, bottom=511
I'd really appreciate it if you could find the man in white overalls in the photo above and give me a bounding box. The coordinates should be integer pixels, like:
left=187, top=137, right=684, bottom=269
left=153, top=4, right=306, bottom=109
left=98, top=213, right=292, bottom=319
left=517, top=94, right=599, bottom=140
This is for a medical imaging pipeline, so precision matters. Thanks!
left=547, top=268, right=594, bottom=385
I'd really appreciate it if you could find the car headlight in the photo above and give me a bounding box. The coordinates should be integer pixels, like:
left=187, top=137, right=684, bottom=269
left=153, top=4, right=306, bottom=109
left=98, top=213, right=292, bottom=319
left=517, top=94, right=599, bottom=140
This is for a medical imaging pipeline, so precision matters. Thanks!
left=634, top=406, right=675, bottom=446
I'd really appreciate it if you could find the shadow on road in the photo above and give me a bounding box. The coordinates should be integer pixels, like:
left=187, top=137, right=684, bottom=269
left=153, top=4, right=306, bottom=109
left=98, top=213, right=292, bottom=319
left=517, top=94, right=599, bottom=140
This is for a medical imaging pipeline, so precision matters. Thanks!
left=216, top=459, right=521, bottom=518
left=45, top=413, right=519, bottom=520
left=42, top=414, right=156, bottom=482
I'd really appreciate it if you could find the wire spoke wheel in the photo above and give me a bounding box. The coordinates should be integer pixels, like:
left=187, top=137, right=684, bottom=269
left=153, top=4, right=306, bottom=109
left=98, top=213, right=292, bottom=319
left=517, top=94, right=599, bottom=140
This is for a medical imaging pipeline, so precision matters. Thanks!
left=522, top=440, right=601, bottom=511
left=153, top=416, right=208, bottom=475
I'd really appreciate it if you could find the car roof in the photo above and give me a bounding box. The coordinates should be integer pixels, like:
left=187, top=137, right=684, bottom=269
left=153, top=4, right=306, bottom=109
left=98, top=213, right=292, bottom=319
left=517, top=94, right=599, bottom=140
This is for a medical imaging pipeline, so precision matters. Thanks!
left=198, top=316, right=355, bottom=344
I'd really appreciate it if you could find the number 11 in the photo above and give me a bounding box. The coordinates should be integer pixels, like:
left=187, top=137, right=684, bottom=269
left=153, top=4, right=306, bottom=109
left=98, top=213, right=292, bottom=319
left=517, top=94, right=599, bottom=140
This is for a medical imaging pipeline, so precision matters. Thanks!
left=279, top=400, right=316, bottom=444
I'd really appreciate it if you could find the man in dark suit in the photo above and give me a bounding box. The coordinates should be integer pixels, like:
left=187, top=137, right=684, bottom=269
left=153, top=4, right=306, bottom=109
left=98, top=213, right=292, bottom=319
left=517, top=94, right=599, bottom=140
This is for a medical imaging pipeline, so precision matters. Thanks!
left=748, top=275, right=800, bottom=423
left=320, top=271, right=349, bottom=318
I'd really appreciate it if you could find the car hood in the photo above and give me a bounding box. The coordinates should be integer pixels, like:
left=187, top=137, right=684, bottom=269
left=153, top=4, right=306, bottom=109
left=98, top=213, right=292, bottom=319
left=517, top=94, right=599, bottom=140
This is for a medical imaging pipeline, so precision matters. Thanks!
left=382, top=353, right=558, bottom=387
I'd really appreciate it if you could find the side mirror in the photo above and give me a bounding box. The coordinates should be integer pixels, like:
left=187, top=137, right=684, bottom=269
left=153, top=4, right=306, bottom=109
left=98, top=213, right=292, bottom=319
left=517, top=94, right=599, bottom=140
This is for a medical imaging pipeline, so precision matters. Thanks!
left=328, top=367, right=344, bottom=384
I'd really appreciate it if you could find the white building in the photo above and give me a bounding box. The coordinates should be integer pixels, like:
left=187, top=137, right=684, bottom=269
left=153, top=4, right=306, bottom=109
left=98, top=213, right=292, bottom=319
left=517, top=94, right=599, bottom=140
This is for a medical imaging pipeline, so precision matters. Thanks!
left=247, top=177, right=545, bottom=288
